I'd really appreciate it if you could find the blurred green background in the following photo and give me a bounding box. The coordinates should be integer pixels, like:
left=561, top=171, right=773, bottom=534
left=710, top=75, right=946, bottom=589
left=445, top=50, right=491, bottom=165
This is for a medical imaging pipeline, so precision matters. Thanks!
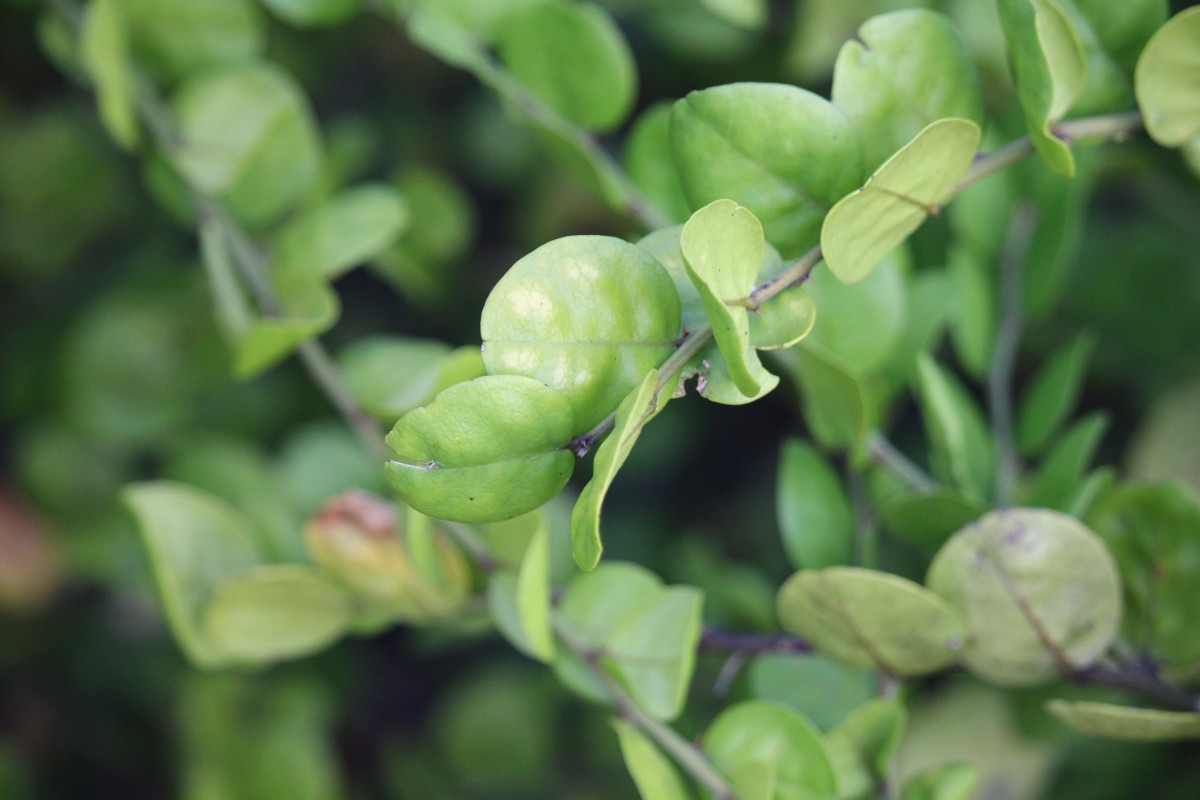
left=3, top=0, right=1200, bottom=797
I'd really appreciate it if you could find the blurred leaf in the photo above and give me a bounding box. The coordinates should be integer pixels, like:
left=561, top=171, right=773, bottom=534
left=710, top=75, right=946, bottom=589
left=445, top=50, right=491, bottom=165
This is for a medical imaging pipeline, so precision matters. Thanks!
left=338, top=336, right=452, bottom=420
left=201, top=564, right=351, bottom=663
left=775, top=439, right=855, bottom=570
left=385, top=375, right=575, bottom=523
left=996, top=0, right=1087, bottom=175
left=704, top=701, right=838, bottom=800
left=879, top=488, right=986, bottom=551
left=1016, top=333, right=1096, bottom=455
left=260, top=0, right=360, bottom=27
left=745, top=653, right=875, bottom=731
left=277, top=421, right=385, bottom=517
left=1072, top=0, right=1166, bottom=72
left=832, top=9, right=984, bottom=171
left=515, top=524, right=554, bottom=662
left=947, top=244, right=995, bottom=378
left=1135, top=6, right=1200, bottom=149
left=927, top=508, right=1122, bottom=686
left=273, top=184, right=409, bottom=280
left=171, top=62, right=322, bottom=227
left=573, top=370, right=664, bottom=571
left=825, top=699, right=906, bottom=799
left=121, top=0, right=263, bottom=82
left=915, top=353, right=994, bottom=500
left=81, top=0, right=138, bottom=149
left=749, top=286, right=817, bottom=351
left=821, top=118, right=981, bottom=285
left=787, top=344, right=871, bottom=450
left=1047, top=700, right=1200, bottom=741
left=804, top=252, right=907, bottom=375
left=777, top=567, right=966, bottom=676
left=480, top=235, right=680, bottom=432
left=612, top=718, right=693, bottom=800
left=680, top=199, right=773, bottom=397
left=606, top=586, right=703, bottom=721
left=1025, top=413, right=1109, bottom=511
left=623, top=103, right=691, bottom=225
left=1127, top=380, right=1200, bottom=492
left=900, top=762, right=978, bottom=800
left=700, top=0, right=766, bottom=30
left=671, top=82, right=863, bottom=258
left=495, top=1, right=636, bottom=132
left=123, top=482, right=262, bottom=668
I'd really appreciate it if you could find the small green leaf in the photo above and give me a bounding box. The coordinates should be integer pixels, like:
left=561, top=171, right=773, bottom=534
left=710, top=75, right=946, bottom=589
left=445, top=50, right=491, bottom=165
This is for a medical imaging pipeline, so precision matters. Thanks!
left=1015, top=333, right=1096, bottom=455
left=572, top=370, right=664, bottom=571
left=480, top=235, right=680, bottom=433
left=201, top=564, right=351, bottom=663
left=123, top=481, right=262, bottom=669
left=552, top=563, right=662, bottom=702
left=804, top=252, right=907, bottom=374
left=611, top=718, right=693, bottom=800
left=996, top=0, right=1087, bottom=175
left=879, top=489, right=987, bottom=551
left=259, top=0, right=359, bottom=27
left=1025, top=413, right=1109, bottom=511
left=777, top=567, right=966, bottom=676
left=515, top=524, right=554, bottom=662
left=338, top=336, right=454, bottom=420
left=704, top=701, right=838, bottom=800
left=1047, top=700, right=1200, bottom=741
left=825, top=699, right=906, bottom=798
left=81, top=0, right=138, bottom=150
left=900, top=762, right=978, bottom=800
left=927, top=508, right=1123, bottom=686
left=671, top=82, right=863, bottom=258
left=406, top=8, right=491, bottom=71
left=273, top=184, right=408, bottom=281
left=623, top=103, right=691, bottom=225
left=606, top=586, right=703, bottom=722
left=947, top=245, right=995, bottom=378
left=496, top=1, right=636, bottom=132
left=233, top=274, right=340, bottom=379
left=1135, top=7, right=1200, bottom=148
left=171, top=61, right=323, bottom=227
left=832, top=9, right=984, bottom=171
left=821, top=118, right=981, bottom=285
left=786, top=344, right=870, bottom=450
left=749, top=286, right=817, bottom=350
left=700, top=0, right=766, bottom=30
left=385, top=375, right=576, bottom=523
left=915, top=353, right=994, bottom=500
left=680, top=199, right=771, bottom=396
left=121, top=0, right=263, bottom=82
left=776, top=439, right=855, bottom=570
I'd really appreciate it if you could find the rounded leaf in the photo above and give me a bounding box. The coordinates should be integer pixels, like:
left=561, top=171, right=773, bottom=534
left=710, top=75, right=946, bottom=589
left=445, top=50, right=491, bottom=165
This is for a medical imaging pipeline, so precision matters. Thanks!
left=927, top=508, right=1122, bottom=686
left=201, top=564, right=351, bottom=663
left=704, top=701, right=838, bottom=800
left=671, top=82, right=863, bottom=258
left=385, top=375, right=575, bottom=523
left=1047, top=699, right=1200, bottom=741
left=1135, top=7, right=1200, bottom=148
left=777, top=567, right=966, bottom=676
left=480, top=235, right=680, bottom=432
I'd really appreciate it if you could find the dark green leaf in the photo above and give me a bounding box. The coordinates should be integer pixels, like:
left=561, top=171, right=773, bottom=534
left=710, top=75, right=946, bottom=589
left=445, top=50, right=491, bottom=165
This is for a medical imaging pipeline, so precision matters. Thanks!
left=1016, top=333, right=1096, bottom=455
left=878, top=488, right=987, bottom=551
left=260, top=0, right=359, bottom=27
left=1025, top=413, right=1109, bottom=511
left=776, top=439, right=854, bottom=569
left=121, top=0, right=263, bottom=82
left=915, top=353, right=994, bottom=500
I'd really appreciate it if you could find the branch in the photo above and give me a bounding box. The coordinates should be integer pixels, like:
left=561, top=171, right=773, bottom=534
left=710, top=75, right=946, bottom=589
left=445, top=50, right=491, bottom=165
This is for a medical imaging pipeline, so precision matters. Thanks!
left=1073, top=663, right=1200, bottom=713
left=700, top=627, right=811, bottom=656
left=866, top=432, right=937, bottom=493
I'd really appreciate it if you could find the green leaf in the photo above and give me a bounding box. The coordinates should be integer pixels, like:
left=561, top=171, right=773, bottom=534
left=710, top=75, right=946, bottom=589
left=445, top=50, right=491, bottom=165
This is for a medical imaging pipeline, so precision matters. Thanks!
left=947, top=245, right=995, bottom=378
left=1025, top=413, right=1109, bottom=511
left=821, top=118, right=981, bottom=285
left=1047, top=700, right=1200, bottom=741
left=777, top=567, right=966, bottom=676
left=700, top=0, right=766, bottom=31
left=996, top=0, right=1088, bottom=175
left=900, top=762, right=978, bottom=800
left=405, top=8, right=491, bottom=71
left=1087, top=482, right=1200, bottom=676
left=171, top=62, right=323, bottom=228
left=611, top=718, right=693, bottom=800
left=749, top=286, right=817, bottom=351
left=201, top=565, right=351, bottom=663
left=825, top=699, right=906, bottom=799
left=81, top=0, right=138, bottom=150
left=804, top=252, right=907, bottom=374
left=120, top=0, right=263, bottom=82
left=552, top=563, right=662, bottom=702
left=233, top=274, right=340, bottom=379
left=680, top=199, right=772, bottom=396
left=606, top=586, right=703, bottom=721
left=832, top=10, right=984, bottom=172
left=704, top=701, right=838, bottom=800
left=746, top=653, right=875, bottom=731
left=495, top=1, right=636, bottom=132
left=339, top=336, right=456, bottom=420
left=787, top=344, right=870, bottom=450
left=879, top=489, right=987, bottom=551
left=776, top=439, right=854, bottom=569
left=1135, top=7, right=1200, bottom=149
left=123, top=481, right=262, bottom=669
left=480, top=235, right=681, bottom=433
left=273, top=184, right=409, bottom=280
left=915, top=353, right=994, bottom=500
left=384, top=375, right=576, bottom=523
left=259, top=0, right=360, bottom=27
left=515, top=524, right=554, bottom=662
left=1015, top=333, right=1096, bottom=455
left=623, top=103, right=691, bottom=225
left=572, top=370, right=664, bottom=571
left=1072, top=0, right=1167, bottom=72
left=927, top=508, right=1123, bottom=686
left=670, top=82, right=863, bottom=258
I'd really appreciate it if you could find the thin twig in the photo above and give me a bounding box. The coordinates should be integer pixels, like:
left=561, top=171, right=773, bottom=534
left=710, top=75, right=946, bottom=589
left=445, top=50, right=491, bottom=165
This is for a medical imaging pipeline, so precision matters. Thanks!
left=866, top=432, right=937, bottom=493
left=700, top=627, right=811, bottom=656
